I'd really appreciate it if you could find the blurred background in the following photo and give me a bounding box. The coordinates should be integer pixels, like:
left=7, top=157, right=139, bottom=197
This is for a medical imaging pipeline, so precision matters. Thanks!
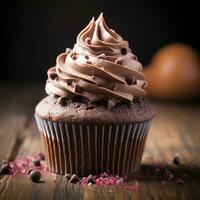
left=3, top=0, right=199, bottom=77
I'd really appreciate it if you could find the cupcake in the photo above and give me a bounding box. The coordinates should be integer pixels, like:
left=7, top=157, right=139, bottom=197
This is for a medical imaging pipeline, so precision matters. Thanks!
left=35, top=13, right=155, bottom=177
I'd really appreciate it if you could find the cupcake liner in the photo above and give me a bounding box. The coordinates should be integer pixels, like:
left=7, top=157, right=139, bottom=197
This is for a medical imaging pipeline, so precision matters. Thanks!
left=35, top=114, right=152, bottom=177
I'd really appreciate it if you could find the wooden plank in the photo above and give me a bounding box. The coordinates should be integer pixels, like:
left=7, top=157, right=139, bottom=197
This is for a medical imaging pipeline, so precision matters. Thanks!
left=141, top=102, right=200, bottom=200
left=0, top=82, right=44, bottom=161
left=0, top=82, right=44, bottom=196
left=0, top=83, right=200, bottom=200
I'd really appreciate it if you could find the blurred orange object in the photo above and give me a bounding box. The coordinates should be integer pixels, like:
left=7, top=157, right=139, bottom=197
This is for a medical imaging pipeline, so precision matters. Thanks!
left=144, top=43, right=200, bottom=100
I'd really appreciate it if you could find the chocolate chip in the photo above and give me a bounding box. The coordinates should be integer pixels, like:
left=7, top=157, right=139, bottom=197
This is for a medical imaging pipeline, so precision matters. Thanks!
left=115, top=175, right=120, bottom=179
left=85, top=37, right=91, bottom=44
left=86, top=104, right=95, bottom=110
left=86, top=61, right=92, bottom=64
left=2, top=161, right=10, bottom=165
left=121, top=48, right=127, bottom=55
left=87, top=175, right=96, bottom=184
left=74, top=84, right=82, bottom=93
left=28, top=169, right=41, bottom=183
left=57, top=97, right=66, bottom=106
left=49, top=72, right=57, bottom=80
left=71, top=52, right=77, bottom=60
left=176, top=178, right=184, bottom=184
left=28, top=168, right=34, bottom=175
left=65, top=173, right=71, bottom=181
left=173, top=155, right=181, bottom=165
left=72, top=55, right=77, bottom=60
left=0, top=162, right=11, bottom=175
left=85, top=55, right=89, bottom=60
left=53, top=94, right=59, bottom=98
left=101, top=172, right=108, bottom=178
left=107, top=100, right=116, bottom=109
left=38, top=152, right=45, bottom=161
left=115, top=57, right=123, bottom=65
left=69, top=174, right=79, bottom=183
left=125, top=77, right=136, bottom=85
left=33, top=159, right=41, bottom=167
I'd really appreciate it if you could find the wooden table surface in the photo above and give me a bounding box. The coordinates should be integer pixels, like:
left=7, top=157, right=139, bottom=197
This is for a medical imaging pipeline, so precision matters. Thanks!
left=0, top=82, right=200, bottom=200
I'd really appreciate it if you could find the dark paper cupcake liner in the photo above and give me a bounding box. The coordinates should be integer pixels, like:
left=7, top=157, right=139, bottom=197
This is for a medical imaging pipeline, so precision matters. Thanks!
left=35, top=114, right=152, bottom=177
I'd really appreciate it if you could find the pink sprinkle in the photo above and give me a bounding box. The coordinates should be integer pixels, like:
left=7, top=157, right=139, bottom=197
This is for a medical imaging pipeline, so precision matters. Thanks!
left=79, top=174, right=126, bottom=187
left=109, top=177, right=116, bottom=185
left=3, top=155, right=48, bottom=182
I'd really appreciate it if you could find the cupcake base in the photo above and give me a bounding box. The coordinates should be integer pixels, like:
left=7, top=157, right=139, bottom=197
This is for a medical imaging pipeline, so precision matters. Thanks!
left=35, top=114, right=152, bottom=177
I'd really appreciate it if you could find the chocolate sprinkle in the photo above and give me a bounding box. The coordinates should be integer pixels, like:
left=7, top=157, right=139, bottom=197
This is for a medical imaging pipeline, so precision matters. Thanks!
left=57, top=97, right=67, bottom=106
left=85, top=55, right=89, bottom=60
left=121, top=48, right=127, bottom=55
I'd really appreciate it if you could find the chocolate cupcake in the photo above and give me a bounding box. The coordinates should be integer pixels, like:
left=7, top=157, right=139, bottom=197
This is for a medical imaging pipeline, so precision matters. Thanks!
left=35, top=13, right=155, bottom=177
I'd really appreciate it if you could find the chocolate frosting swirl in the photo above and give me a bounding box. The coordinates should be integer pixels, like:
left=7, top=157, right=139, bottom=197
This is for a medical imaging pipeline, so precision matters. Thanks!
left=46, top=13, right=147, bottom=107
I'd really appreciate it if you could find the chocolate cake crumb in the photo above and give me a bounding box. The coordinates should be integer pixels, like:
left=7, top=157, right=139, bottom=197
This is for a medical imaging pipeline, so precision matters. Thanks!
left=173, top=155, right=181, bottom=165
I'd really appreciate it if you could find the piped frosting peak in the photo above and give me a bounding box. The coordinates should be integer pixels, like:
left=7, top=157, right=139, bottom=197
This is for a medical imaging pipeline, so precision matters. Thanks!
left=46, top=13, right=147, bottom=107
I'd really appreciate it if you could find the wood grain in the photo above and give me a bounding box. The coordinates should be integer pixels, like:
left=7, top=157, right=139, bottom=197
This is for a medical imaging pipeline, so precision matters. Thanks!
left=0, top=82, right=200, bottom=200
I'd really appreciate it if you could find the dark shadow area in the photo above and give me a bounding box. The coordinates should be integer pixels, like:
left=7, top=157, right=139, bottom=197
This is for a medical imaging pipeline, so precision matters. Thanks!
left=133, top=164, right=200, bottom=183
left=2, top=0, right=200, bottom=81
